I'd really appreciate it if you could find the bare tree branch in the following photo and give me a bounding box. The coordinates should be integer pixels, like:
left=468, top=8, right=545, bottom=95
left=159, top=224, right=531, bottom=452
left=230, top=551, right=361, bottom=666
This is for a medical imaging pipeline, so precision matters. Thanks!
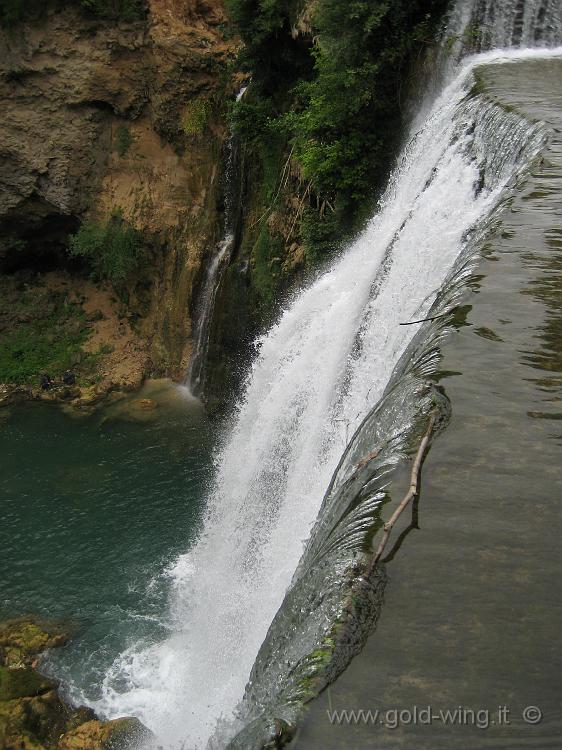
left=371, top=411, right=437, bottom=565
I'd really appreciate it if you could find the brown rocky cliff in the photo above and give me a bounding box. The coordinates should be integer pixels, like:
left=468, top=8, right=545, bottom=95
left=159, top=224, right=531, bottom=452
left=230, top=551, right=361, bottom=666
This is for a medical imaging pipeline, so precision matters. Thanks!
left=0, top=0, right=238, bottom=400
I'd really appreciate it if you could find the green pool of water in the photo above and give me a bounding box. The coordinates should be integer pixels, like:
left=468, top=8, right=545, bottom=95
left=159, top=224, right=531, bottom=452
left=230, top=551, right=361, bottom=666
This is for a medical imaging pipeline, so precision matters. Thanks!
left=0, top=381, right=214, bottom=700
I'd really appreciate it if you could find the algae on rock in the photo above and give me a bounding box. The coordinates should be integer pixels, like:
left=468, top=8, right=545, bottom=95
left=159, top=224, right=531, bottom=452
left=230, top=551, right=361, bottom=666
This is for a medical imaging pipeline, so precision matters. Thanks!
left=0, top=619, right=150, bottom=750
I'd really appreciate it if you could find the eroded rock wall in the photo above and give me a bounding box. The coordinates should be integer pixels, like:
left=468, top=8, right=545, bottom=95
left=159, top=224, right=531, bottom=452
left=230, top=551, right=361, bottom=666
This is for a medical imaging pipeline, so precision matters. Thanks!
left=0, top=0, right=237, bottom=397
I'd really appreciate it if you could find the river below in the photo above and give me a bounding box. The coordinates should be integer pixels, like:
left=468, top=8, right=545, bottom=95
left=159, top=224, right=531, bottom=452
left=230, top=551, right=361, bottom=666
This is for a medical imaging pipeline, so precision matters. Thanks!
left=0, top=381, right=214, bottom=706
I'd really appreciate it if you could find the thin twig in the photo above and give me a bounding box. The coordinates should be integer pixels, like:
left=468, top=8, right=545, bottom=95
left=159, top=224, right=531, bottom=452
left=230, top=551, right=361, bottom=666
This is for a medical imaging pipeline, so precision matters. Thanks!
left=249, top=145, right=295, bottom=228
left=286, top=179, right=312, bottom=242
left=399, top=310, right=454, bottom=326
left=372, top=412, right=437, bottom=565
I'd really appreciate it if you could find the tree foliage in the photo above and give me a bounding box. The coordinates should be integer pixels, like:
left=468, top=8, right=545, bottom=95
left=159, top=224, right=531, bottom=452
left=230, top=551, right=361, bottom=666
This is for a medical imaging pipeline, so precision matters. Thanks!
left=227, top=0, right=449, bottom=259
left=225, top=0, right=314, bottom=97
left=68, top=211, right=145, bottom=284
left=292, top=0, right=448, bottom=202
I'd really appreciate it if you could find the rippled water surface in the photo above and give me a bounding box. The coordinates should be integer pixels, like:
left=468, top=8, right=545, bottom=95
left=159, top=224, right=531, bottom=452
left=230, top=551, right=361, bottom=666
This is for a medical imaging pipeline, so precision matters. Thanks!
left=0, top=381, right=214, bottom=701
left=293, top=58, right=562, bottom=750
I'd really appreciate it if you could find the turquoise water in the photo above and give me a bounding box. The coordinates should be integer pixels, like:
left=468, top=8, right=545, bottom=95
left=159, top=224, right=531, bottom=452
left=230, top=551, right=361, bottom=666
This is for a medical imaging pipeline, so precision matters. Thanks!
left=0, top=382, right=214, bottom=701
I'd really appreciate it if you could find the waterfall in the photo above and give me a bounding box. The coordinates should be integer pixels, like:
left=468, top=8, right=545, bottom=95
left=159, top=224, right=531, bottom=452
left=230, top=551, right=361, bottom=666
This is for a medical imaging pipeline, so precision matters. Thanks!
left=83, top=2, right=561, bottom=748
left=185, top=87, right=246, bottom=396
left=467, top=0, right=561, bottom=48
left=445, top=0, right=561, bottom=50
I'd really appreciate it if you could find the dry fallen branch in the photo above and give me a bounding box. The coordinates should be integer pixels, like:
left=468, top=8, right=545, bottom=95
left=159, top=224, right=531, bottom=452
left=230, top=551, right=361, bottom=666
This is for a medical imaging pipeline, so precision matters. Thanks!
left=250, top=145, right=295, bottom=229
left=286, top=179, right=313, bottom=242
left=372, top=411, right=437, bottom=565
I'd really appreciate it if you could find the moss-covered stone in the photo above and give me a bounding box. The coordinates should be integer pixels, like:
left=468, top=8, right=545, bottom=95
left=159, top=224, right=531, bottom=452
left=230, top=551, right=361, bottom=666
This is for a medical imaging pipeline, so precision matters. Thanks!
left=0, top=620, right=68, bottom=668
left=0, top=667, right=56, bottom=701
left=58, top=717, right=150, bottom=750
left=0, top=620, right=151, bottom=750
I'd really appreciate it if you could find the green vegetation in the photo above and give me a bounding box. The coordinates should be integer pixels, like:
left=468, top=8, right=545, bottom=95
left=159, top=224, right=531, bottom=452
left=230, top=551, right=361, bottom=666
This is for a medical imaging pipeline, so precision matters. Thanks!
left=0, top=0, right=144, bottom=27
left=227, top=0, right=449, bottom=262
left=0, top=282, right=91, bottom=385
left=68, top=211, right=145, bottom=284
left=182, top=98, right=213, bottom=137
left=114, top=124, right=134, bottom=157
left=225, top=0, right=313, bottom=97
left=252, top=225, right=283, bottom=306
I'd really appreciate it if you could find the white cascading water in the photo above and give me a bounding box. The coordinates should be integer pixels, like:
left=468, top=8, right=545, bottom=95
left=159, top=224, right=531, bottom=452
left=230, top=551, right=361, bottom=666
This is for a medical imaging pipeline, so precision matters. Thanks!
left=82, top=1, right=562, bottom=748
left=185, top=234, right=233, bottom=394
left=462, top=0, right=561, bottom=48
left=186, top=86, right=246, bottom=395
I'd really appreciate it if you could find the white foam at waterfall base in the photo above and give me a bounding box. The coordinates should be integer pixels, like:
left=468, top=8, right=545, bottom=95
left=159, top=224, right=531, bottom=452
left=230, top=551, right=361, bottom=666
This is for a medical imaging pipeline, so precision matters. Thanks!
left=80, top=44, right=562, bottom=750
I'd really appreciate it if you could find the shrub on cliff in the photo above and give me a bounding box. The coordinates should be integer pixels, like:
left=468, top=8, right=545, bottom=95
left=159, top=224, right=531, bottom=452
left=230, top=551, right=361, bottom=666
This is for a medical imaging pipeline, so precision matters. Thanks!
left=114, top=124, right=134, bottom=157
left=182, top=98, right=212, bottom=137
left=68, top=211, right=145, bottom=284
left=227, top=0, right=449, bottom=261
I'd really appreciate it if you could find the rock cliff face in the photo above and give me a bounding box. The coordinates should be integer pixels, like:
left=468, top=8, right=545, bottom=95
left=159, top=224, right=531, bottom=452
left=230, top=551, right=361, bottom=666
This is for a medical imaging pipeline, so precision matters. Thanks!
left=0, top=0, right=237, bottom=402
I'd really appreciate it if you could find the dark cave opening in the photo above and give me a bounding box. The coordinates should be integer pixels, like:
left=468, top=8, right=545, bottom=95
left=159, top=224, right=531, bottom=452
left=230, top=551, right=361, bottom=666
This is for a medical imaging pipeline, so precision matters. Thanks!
left=0, top=208, right=83, bottom=275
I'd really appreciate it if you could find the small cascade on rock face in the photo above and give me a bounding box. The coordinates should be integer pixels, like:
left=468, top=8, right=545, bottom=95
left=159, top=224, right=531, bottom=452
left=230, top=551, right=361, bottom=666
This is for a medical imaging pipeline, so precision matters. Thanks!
left=74, top=2, right=561, bottom=748
left=185, top=88, right=246, bottom=397
left=448, top=0, right=561, bottom=50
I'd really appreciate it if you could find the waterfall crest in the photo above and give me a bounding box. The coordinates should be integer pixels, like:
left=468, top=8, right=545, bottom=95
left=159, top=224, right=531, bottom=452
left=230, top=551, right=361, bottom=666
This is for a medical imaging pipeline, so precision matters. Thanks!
left=84, top=2, right=562, bottom=748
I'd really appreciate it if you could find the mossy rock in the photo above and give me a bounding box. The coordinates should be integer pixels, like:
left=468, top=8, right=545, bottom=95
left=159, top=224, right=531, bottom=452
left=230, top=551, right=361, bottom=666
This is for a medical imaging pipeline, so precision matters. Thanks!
left=0, top=666, right=56, bottom=702
left=0, top=621, right=151, bottom=750
left=0, top=620, right=68, bottom=667
left=58, top=717, right=152, bottom=750
left=2, top=689, right=73, bottom=745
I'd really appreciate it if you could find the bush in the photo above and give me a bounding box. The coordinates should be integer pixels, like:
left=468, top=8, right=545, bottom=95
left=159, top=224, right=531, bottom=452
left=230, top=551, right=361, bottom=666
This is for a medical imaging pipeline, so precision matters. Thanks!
left=114, top=124, right=133, bottom=157
left=68, top=211, right=145, bottom=284
left=227, top=0, right=449, bottom=260
left=182, top=98, right=212, bottom=137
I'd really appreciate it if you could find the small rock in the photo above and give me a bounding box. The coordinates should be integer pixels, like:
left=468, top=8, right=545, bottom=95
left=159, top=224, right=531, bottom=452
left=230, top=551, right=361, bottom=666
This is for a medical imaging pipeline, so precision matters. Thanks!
left=62, top=371, right=76, bottom=386
left=40, top=374, right=53, bottom=390
left=58, top=717, right=152, bottom=750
